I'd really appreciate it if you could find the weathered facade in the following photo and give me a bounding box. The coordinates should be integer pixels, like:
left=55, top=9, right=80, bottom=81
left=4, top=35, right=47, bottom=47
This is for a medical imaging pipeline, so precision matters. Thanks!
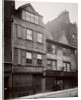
left=11, top=3, right=46, bottom=98
left=4, top=1, right=78, bottom=99
left=44, top=10, right=78, bottom=91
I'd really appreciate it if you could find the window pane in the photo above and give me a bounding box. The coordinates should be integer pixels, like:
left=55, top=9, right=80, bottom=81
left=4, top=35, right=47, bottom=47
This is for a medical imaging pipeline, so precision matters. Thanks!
left=47, top=60, right=51, bottom=65
left=26, top=29, right=32, bottom=40
left=52, top=45, right=56, bottom=53
left=37, top=33, right=42, bottom=43
left=52, top=61, right=56, bottom=70
left=22, top=10, right=26, bottom=20
left=63, top=63, right=66, bottom=71
left=26, top=12, right=31, bottom=21
left=37, top=54, right=42, bottom=59
left=35, top=16, right=39, bottom=24
left=31, top=13, right=35, bottom=22
left=67, top=63, right=71, bottom=71
left=26, top=52, right=32, bottom=59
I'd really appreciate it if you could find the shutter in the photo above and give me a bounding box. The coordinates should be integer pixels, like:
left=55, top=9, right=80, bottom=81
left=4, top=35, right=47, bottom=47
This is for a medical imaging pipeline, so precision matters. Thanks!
left=17, top=25, right=21, bottom=38
left=14, top=48, right=18, bottom=64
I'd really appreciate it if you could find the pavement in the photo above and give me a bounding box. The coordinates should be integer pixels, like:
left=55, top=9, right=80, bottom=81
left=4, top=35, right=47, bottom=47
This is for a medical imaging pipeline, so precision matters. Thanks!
left=8, top=87, right=78, bottom=99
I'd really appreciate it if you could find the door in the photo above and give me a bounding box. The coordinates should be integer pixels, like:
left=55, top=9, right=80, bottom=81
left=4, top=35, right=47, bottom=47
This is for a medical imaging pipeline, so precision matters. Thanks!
left=4, top=77, right=9, bottom=99
left=33, top=75, right=42, bottom=94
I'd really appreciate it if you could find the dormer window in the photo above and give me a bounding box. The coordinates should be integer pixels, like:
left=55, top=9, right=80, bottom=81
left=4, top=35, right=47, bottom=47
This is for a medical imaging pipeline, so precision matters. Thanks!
left=22, top=10, right=39, bottom=24
left=26, top=11, right=31, bottom=21
left=35, top=15, right=39, bottom=24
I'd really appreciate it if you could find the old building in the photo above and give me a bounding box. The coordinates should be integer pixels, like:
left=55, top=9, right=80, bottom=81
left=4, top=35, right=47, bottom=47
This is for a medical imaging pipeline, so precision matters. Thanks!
left=4, top=1, right=78, bottom=99
left=44, top=10, right=78, bottom=91
left=11, top=3, right=46, bottom=98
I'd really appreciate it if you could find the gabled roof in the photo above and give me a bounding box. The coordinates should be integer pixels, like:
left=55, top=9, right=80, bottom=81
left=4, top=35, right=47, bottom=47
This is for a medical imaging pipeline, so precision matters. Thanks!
left=17, top=3, right=43, bottom=17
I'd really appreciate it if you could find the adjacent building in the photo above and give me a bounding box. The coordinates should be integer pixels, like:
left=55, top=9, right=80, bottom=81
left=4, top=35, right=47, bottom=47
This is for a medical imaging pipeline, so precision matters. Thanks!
left=4, top=1, right=78, bottom=99
left=44, top=10, right=78, bottom=91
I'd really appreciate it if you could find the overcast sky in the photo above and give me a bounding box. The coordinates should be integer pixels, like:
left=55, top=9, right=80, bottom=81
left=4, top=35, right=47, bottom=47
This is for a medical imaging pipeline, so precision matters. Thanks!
left=15, top=0, right=78, bottom=24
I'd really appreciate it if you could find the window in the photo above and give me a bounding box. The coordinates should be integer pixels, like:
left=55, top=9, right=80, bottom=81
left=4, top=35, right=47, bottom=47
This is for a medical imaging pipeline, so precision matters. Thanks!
left=63, top=62, right=71, bottom=72
left=47, top=60, right=57, bottom=70
left=63, top=62, right=67, bottom=71
left=37, top=54, right=42, bottom=65
left=52, top=61, right=57, bottom=70
left=52, top=45, right=56, bottom=54
left=31, top=13, right=35, bottom=22
left=47, top=43, right=52, bottom=53
left=26, top=29, right=32, bottom=40
left=22, top=10, right=40, bottom=24
left=37, top=33, right=42, bottom=43
left=22, top=10, right=26, bottom=20
left=26, top=52, right=32, bottom=64
left=67, top=63, right=71, bottom=72
left=26, top=12, right=31, bottom=21
left=35, top=15, right=39, bottom=24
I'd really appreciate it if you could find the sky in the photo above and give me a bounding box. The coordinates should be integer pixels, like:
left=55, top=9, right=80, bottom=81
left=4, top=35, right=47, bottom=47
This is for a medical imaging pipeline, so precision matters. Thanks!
left=15, top=0, right=78, bottom=24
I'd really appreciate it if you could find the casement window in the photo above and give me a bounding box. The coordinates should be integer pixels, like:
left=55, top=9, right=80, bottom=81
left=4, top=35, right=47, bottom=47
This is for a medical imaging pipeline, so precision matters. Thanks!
left=63, top=62, right=71, bottom=72
left=26, top=52, right=32, bottom=64
left=37, top=54, right=42, bottom=65
left=26, top=29, right=33, bottom=40
left=52, top=45, right=56, bottom=54
left=37, top=33, right=42, bottom=43
left=35, top=15, right=39, bottom=24
left=22, top=10, right=39, bottom=24
left=63, top=62, right=67, bottom=71
left=17, top=25, right=22, bottom=38
left=67, top=63, right=71, bottom=71
left=22, top=10, right=26, bottom=20
left=31, top=13, right=35, bottom=22
left=26, top=11, right=31, bottom=21
left=47, top=43, right=52, bottom=53
left=47, top=60, right=57, bottom=70
left=52, top=60, right=57, bottom=70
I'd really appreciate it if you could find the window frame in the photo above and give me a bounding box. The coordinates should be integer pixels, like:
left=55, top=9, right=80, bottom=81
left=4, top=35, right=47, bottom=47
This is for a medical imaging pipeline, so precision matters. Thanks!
left=37, top=33, right=43, bottom=43
left=26, top=52, right=32, bottom=64
left=63, top=62, right=71, bottom=72
left=37, top=54, right=42, bottom=65
left=26, top=29, right=33, bottom=41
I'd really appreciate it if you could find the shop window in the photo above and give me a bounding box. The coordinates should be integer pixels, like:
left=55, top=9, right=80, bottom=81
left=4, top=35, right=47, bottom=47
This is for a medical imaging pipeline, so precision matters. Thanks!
left=37, top=33, right=42, bottom=43
left=26, top=29, right=33, bottom=40
left=26, top=52, right=32, bottom=64
left=37, top=54, right=42, bottom=65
